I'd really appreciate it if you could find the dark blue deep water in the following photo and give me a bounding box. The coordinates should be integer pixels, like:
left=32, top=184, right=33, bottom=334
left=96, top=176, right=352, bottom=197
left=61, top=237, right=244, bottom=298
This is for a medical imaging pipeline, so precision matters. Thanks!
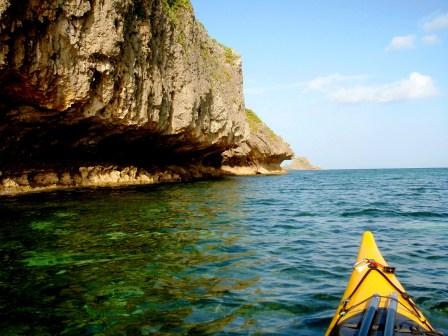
left=1, top=168, right=447, bottom=335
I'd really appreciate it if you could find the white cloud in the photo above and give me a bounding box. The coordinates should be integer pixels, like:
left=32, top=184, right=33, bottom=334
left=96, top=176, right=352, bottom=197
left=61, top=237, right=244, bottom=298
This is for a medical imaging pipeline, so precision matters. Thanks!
left=245, top=82, right=302, bottom=96
left=247, top=73, right=439, bottom=104
left=329, top=73, right=438, bottom=104
left=422, top=34, right=440, bottom=45
left=386, top=35, right=415, bottom=51
left=423, top=13, right=448, bottom=32
left=245, top=74, right=366, bottom=96
left=304, top=74, right=366, bottom=92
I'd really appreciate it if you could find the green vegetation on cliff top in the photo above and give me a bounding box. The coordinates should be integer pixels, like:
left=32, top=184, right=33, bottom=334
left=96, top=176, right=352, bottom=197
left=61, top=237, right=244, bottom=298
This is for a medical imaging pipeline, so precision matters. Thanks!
left=162, top=0, right=192, bottom=23
left=224, top=47, right=239, bottom=65
left=245, top=108, right=277, bottom=141
left=245, top=108, right=262, bottom=127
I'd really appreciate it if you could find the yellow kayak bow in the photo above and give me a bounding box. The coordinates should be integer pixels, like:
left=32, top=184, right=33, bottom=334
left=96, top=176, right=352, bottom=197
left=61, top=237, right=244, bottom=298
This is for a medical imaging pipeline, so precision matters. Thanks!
left=325, top=231, right=443, bottom=336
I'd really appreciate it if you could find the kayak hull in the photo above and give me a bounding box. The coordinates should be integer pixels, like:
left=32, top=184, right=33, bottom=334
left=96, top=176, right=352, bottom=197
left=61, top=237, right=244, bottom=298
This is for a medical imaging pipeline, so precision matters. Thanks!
left=325, top=231, right=441, bottom=336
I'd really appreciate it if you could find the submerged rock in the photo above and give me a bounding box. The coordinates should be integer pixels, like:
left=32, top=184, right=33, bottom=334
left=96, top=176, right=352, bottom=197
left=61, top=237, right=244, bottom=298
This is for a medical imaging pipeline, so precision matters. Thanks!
left=0, top=0, right=293, bottom=195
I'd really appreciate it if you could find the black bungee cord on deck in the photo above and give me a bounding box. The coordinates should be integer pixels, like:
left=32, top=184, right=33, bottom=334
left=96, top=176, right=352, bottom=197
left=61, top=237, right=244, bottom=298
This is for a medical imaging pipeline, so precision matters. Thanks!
left=328, top=259, right=444, bottom=336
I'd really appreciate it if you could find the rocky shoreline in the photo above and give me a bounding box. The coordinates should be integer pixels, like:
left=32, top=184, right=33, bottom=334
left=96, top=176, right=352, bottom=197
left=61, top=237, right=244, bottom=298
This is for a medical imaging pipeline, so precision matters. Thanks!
left=0, top=164, right=219, bottom=196
left=0, top=163, right=289, bottom=196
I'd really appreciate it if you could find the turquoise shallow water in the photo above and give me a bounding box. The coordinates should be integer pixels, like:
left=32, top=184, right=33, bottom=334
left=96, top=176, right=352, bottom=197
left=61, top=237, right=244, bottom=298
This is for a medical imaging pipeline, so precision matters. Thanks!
left=0, top=168, right=447, bottom=335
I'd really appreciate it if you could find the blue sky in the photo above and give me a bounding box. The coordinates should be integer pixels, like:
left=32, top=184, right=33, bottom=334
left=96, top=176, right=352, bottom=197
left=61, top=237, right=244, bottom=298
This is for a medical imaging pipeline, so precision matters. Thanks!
left=191, top=0, right=448, bottom=169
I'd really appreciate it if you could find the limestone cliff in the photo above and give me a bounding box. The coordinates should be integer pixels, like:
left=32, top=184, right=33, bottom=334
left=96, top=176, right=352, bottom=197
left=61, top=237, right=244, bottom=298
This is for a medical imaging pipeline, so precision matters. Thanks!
left=222, top=109, right=293, bottom=175
left=286, top=157, right=321, bottom=170
left=0, top=0, right=292, bottom=195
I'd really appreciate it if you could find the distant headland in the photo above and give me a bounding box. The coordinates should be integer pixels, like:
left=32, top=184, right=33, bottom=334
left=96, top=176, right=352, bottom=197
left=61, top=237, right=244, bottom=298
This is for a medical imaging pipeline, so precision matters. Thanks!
left=286, top=157, right=321, bottom=171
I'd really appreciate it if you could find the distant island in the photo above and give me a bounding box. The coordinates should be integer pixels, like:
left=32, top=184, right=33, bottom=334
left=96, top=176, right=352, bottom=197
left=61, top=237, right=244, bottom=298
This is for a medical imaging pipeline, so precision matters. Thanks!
left=287, top=157, right=321, bottom=170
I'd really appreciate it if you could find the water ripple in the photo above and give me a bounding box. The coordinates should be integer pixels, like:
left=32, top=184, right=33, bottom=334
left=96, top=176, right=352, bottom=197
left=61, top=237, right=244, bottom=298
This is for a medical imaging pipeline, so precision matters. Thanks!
left=341, top=208, right=448, bottom=218
left=0, top=168, right=447, bottom=335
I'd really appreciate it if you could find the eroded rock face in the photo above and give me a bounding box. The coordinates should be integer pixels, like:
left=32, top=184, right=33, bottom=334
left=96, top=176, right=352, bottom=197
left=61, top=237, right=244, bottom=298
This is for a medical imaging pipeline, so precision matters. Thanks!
left=222, top=109, right=294, bottom=175
left=0, top=0, right=246, bottom=166
left=0, top=164, right=223, bottom=195
left=0, top=0, right=293, bottom=194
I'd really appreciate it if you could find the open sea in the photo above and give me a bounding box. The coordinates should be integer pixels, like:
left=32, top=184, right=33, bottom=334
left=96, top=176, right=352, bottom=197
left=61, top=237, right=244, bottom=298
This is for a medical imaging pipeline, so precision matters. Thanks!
left=0, top=168, right=447, bottom=335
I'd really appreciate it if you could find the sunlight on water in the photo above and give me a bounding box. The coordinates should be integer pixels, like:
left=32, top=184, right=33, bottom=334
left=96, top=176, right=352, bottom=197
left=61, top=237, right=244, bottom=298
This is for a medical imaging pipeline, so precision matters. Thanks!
left=1, top=169, right=447, bottom=335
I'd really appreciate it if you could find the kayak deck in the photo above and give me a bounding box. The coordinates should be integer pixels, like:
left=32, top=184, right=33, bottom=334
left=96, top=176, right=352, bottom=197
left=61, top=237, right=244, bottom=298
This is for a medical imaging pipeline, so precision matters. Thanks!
left=325, top=231, right=443, bottom=336
left=330, top=297, right=438, bottom=336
